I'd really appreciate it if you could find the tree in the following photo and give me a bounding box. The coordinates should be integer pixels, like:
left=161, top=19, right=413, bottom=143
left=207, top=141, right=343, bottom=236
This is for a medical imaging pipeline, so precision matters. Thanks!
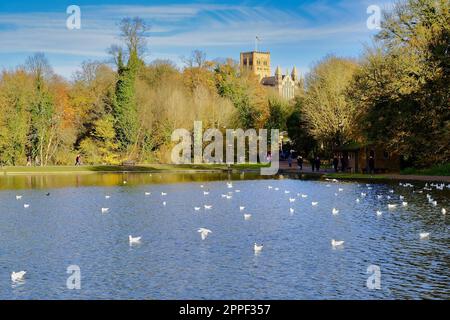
left=302, top=55, right=359, bottom=147
left=286, top=97, right=317, bottom=158
left=111, top=17, right=149, bottom=154
left=80, top=115, right=119, bottom=164
left=25, top=53, right=58, bottom=166
left=0, top=70, right=34, bottom=165
left=215, top=61, right=267, bottom=129
left=351, top=0, right=450, bottom=166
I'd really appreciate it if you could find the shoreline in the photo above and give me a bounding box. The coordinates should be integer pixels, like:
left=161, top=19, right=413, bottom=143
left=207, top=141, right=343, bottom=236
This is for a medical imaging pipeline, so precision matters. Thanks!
left=1, top=165, right=449, bottom=183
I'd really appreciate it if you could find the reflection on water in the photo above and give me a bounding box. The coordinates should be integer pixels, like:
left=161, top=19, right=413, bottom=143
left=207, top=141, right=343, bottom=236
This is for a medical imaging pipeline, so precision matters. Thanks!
left=0, top=172, right=277, bottom=190
left=0, top=173, right=449, bottom=299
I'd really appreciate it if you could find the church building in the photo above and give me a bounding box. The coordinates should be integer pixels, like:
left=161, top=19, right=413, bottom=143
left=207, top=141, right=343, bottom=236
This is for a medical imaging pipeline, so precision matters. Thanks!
left=240, top=51, right=300, bottom=100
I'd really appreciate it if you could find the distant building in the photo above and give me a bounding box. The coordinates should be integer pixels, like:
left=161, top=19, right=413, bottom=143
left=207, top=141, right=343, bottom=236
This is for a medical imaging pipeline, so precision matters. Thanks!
left=240, top=51, right=301, bottom=100
left=240, top=51, right=271, bottom=80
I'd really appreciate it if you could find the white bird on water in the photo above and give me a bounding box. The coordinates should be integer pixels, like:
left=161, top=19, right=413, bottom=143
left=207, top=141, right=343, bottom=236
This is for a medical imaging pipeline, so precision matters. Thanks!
left=311, top=202, right=318, bottom=206
left=402, top=202, right=408, bottom=207
left=419, top=232, right=430, bottom=240
left=274, top=187, right=279, bottom=191
left=377, top=195, right=383, bottom=199
left=145, top=192, right=151, bottom=196
left=161, top=192, right=167, bottom=196
left=388, top=204, right=397, bottom=210
left=105, top=195, right=111, bottom=199
left=235, top=190, right=241, bottom=193
left=204, top=205, right=212, bottom=210
left=331, top=239, right=344, bottom=247
left=240, top=206, right=245, bottom=211
left=16, top=195, right=22, bottom=200
left=23, top=204, right=30, bottom=209
left=203, top=191, right=209, bottom=195
left=332, top=208, right=339, bottom=215
left=399, top=195, right=404, bottom=200
left=198, top=228, right=212, bottom=240
left=376, top=210, right=383, bottom=216
left=301, top=194, right=308, bottom=198
left=290, top=208, right=295, bottom=214
left=355, top=198, right=360, bottom=203
left=284, top=190, right=290, bottom=194
left=244, top=214, right=252, bottom=220
left=268, top=186, right=273, bottom=189
left=11, top=271, right=26, bottom=282
left=129, top=235, right=141, bottom=245
left=254, top=243, right=263, bottom=253
left=442, top=208, right=447, bottom=215
left=162, top=201, right=167, bottom=206
left=338, top=188, right=344, bottom=192
left=101, top=208, right=109, bottom=214
left=194, top=207, right=201, bottom=211
left=289, top=198, right=296, bottom=203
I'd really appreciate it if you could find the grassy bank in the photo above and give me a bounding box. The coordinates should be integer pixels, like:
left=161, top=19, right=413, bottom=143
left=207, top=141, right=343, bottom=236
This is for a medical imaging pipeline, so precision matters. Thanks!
left=323, top=173, right=389, bottom=180
left=401, top=163, right=450, bottom=176
left=0, top=163, right=268, bottom=175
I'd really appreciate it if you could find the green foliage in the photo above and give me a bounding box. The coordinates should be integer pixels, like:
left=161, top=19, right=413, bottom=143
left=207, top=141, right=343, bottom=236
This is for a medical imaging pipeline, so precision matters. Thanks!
left=113, top=50, right=139, bottom=149
left=286, top=97, right=317, bottom=158
left=302, top=55, right=359, bottom=146
left=351, top=0, right=450, bottom=167
left=401, top=163, right=450, bottom=176
left=265, top=97, right=289, bottom=131
left=80, top=115, right=119, bottom=165
left=215, top=63, right=266, bottom=128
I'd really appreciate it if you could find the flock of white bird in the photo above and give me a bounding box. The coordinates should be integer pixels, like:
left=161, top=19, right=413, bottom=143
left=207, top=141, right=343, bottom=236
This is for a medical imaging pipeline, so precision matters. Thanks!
left=9, top=179, right=448, bottom=283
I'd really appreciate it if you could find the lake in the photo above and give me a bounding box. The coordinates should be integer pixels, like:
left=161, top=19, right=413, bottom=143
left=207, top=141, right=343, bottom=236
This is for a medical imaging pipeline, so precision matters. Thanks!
left=0, top=172, right=449, bottom=299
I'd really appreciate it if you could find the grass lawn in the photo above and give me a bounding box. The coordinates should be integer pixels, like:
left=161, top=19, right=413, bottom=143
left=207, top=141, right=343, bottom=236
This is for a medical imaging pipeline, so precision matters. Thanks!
left=0, top=163, right=269, bottom=174
left=323, top=173, right=389, bottom=180
left=401, top=163, right=450, bottom=176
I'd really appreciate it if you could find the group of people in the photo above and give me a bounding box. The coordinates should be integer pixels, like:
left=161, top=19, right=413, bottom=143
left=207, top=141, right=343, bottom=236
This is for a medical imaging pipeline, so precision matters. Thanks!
left=286, top=153, right=321, bottom=172
left=286, top=152, right=376, bottom=174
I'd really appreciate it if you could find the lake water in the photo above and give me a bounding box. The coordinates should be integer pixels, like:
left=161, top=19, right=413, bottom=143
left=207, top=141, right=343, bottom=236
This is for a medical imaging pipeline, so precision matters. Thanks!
left=0, top=173, right=449, bottom=299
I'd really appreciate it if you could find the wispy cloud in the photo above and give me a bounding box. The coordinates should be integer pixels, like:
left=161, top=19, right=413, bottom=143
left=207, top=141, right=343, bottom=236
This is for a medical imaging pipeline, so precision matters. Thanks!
left=0, top=1, right=385, bottom=77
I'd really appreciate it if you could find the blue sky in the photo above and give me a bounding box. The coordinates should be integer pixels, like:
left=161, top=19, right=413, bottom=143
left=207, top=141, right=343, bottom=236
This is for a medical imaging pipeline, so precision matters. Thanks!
left=0, top=0, right=393, bottom=78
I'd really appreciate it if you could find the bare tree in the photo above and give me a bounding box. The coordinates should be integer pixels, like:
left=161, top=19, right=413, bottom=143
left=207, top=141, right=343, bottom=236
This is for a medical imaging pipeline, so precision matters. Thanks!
left=182, top=50, right=207, bottom=68
left=119, top=17, right=149, bottom=58
left=25, top=53, right=53, bottom=83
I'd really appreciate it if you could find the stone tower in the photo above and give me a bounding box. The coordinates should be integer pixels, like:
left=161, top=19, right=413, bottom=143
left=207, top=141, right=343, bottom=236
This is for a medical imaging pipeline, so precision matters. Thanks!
left=240, top=51, right=271, bottom=80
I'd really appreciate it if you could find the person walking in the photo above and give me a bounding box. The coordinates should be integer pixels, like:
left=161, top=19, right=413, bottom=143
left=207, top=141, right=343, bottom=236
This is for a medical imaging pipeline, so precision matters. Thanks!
left=315, top=156, right=321, bottom=172
left=75, top=154, right=81, bottom=166
left=297, top=156, right=303, bottom=172
left=333, top=156, right=339, bottom=172
left=311, top=157, right=316, bottom=172
left=368, top=155, right=375, bottom=174
left=340, top=156, right=346, bottom=172
left=288, top=152, right=293, bottom=168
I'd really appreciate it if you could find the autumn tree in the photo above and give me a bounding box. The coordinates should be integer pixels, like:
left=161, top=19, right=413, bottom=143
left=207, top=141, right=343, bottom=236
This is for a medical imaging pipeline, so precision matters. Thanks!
left=111, top=17, right=149, bottom=154
left=351, top=0, right=450, bottom=166
left=302, top=55, right=359, bottom=147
